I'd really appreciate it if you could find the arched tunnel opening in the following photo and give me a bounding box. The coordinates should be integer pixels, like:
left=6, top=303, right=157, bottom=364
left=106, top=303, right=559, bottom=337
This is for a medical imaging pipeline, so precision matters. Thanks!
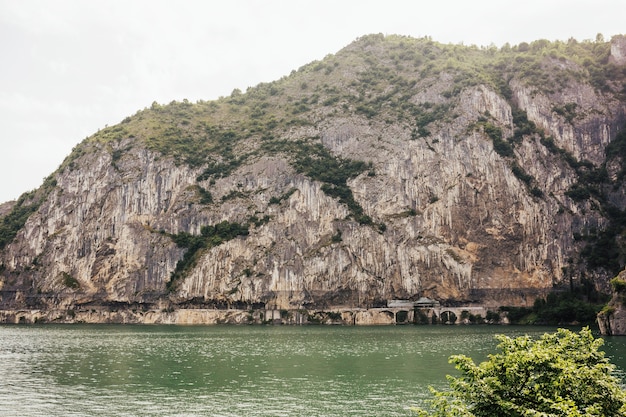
left=395, top=310, right=409, bottom=323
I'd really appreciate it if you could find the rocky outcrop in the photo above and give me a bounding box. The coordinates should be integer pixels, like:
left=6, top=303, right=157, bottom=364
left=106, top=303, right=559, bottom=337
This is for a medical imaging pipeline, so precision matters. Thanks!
left=610, top=35, right=626, bottom=65
left=1, top=34, right=626, bottom=322
left=598, top=307, right=626, bottom=335
left=597, top=270, right=626, bottom=335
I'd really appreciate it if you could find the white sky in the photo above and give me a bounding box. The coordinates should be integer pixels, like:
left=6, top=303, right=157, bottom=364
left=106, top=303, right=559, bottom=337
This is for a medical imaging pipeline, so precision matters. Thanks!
left=0, top=0, right=624, bottom=203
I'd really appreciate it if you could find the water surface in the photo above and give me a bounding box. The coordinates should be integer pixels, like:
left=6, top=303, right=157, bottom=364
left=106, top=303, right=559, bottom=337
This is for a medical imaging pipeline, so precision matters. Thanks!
left=1, top=325, right=624, bottom=417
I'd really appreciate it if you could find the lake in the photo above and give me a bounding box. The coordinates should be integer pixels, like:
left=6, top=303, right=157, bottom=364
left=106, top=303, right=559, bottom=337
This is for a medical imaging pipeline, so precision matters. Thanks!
left=1, top=325, right=624, bottom=417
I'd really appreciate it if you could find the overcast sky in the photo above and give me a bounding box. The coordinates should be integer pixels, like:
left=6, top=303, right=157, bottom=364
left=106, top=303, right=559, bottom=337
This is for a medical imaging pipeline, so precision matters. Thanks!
left=0, top=0, right=624, bottom=203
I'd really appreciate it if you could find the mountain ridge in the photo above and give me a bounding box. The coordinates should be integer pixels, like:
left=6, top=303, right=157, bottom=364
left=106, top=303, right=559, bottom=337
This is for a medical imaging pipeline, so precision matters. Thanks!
left=1, top=33, right=626, bottom=323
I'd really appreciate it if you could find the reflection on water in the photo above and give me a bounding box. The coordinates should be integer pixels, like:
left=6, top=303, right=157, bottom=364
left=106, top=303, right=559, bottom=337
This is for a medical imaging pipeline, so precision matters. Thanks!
left=1, top=325, right=624, bottom=417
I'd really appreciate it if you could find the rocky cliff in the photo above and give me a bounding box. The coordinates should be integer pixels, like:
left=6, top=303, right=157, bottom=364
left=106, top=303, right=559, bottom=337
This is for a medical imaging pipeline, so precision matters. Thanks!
left=597, top=269, right=626, bottom=335
left=2, top=34, right=626, bottom=321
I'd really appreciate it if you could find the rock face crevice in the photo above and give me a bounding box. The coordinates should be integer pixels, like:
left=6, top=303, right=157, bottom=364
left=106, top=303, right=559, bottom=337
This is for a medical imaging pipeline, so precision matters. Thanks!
left=1, top=34, right=626, bottom=319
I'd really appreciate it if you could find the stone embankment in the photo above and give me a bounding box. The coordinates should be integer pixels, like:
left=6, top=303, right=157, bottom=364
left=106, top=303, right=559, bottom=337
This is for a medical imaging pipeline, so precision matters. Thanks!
left=0, top=305, right=492, bottom=325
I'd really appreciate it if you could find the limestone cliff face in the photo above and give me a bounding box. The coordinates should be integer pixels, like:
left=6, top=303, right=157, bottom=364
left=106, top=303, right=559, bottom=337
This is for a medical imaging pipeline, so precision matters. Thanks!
left=2, top=34, right=626, bottom=316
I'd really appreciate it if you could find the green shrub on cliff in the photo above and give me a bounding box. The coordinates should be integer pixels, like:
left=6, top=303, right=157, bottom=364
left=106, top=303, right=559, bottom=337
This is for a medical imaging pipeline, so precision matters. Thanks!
left=0, top=176, right=56, bottom=249
left=167, top=220, right=249, bottom=291
left=501, top=282, right=606, bottom=325
left=611, top=276, right=626, bottom=293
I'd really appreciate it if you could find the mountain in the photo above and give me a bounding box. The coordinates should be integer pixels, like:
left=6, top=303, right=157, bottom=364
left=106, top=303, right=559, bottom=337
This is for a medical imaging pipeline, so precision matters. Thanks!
left=2, top=34, right=626, bottom=324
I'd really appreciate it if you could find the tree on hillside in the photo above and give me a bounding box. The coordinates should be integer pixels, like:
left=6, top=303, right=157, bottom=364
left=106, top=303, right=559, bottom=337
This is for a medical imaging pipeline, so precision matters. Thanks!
left=413, top=328, right=626, bottom=417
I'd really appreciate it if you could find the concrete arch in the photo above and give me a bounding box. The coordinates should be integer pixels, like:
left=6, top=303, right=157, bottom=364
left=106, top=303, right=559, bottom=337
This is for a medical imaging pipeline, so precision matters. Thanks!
left=440, top=310, right=457, bottom=324
left=395, top=310, right=410, bottom=323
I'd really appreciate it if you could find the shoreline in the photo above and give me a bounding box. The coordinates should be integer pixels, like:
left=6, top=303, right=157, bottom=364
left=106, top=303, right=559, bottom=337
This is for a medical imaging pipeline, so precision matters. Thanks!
left=0, top=305, right=497, bottom=325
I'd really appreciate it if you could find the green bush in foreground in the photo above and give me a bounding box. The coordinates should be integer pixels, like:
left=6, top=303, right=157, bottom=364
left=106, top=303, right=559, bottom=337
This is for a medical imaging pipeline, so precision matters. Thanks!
left=414, top=328, right=626, bottom=417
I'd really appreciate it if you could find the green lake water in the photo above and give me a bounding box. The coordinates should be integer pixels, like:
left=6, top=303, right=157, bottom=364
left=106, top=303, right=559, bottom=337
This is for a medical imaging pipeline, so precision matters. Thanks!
left=1, top=324, right=624, bottom=417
